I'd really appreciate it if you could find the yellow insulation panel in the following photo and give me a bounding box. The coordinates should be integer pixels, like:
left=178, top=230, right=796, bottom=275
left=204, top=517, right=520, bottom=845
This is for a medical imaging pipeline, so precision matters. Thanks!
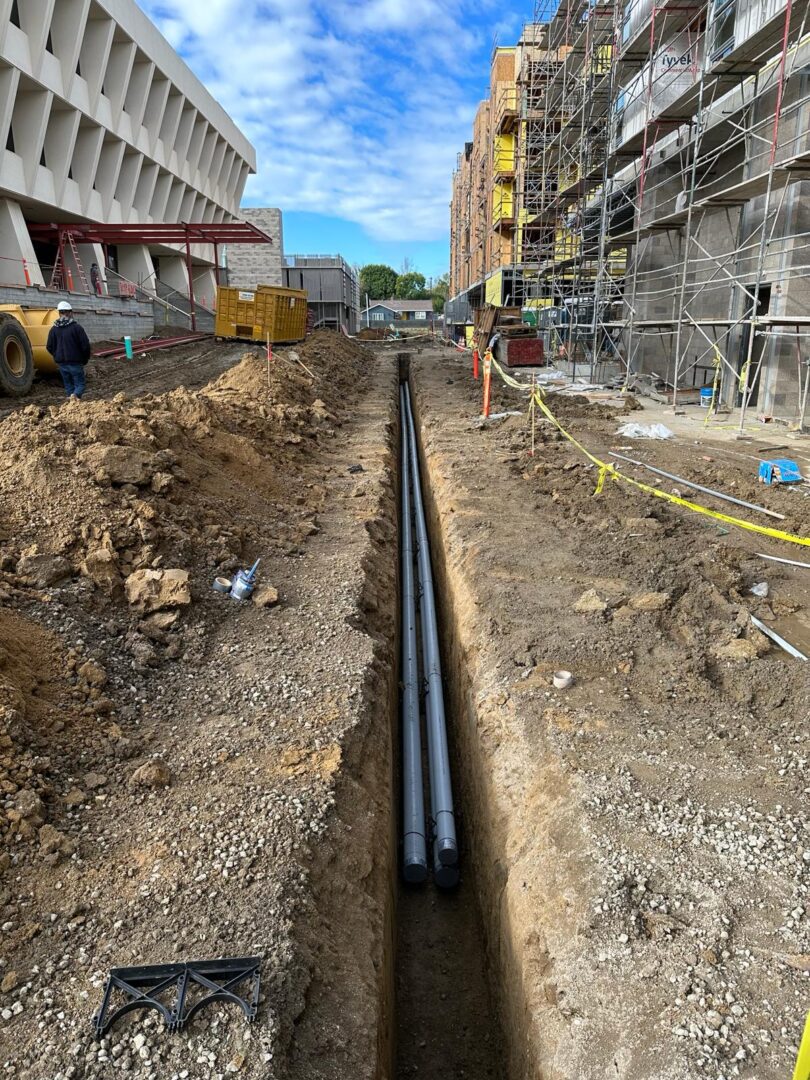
left=493, top=182, right=515, bottom=223
left=494, top=132, right=515, bottom=174
left=485, top=271, right=504, bottom=307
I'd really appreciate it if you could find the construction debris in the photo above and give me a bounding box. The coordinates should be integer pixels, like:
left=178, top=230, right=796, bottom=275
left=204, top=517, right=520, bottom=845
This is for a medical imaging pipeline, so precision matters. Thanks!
left=93, top=957, right=261, bottom=1037
left=615, top=422, right=673, bottom=440
left=749, top=615, right=808, bottom=661
left=610, top=452, right=787, bottom=521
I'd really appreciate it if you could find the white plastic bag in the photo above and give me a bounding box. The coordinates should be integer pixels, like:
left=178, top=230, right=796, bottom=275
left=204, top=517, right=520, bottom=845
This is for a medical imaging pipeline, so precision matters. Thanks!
left=615, top=422, right=674, bottom=440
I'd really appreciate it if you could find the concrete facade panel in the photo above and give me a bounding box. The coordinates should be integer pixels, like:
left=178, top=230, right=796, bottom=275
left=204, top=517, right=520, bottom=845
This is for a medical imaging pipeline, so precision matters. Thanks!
left=0, top=0, right=256, bottom=312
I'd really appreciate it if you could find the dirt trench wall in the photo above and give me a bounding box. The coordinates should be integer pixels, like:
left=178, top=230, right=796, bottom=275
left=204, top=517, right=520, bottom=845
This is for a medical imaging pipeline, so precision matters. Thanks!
left=286, top=375, right=400, bottom=1080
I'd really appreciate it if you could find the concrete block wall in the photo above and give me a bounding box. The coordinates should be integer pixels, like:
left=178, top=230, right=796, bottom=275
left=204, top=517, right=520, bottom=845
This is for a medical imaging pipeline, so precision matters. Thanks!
left=630, top=231, right=681, bottom=381
left=0, top=283, right=154, bottom=341
left=226, top=208, right=284, bottom=287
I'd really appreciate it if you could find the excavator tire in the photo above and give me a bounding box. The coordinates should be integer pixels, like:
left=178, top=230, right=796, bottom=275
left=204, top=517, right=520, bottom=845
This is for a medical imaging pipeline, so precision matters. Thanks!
left=0, top=314, right=34, bottom=396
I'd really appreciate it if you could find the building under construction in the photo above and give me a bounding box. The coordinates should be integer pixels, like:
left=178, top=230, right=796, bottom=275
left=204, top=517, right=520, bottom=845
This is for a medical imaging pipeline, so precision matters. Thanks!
left=448, top=0, right=810, bottom=426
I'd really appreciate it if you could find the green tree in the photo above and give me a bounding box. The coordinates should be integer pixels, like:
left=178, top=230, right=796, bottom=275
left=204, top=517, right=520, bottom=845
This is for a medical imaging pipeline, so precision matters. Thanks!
left=359, top=264, right=398, bottom=302
left=431, top=272, right=450, bottom=313
left=395, top=271, right=427, bottom=299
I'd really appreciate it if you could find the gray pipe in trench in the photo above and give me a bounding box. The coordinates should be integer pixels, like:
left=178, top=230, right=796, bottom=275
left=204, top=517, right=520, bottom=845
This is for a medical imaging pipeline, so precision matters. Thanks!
left=402, top=382, right=459, bottom=888
left=400, top=384, right=428, bottom=883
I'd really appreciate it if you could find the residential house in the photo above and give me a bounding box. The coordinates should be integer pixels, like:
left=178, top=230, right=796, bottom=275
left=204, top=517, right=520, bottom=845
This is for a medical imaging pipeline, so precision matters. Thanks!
left=361, top=299, right=438, bottom=330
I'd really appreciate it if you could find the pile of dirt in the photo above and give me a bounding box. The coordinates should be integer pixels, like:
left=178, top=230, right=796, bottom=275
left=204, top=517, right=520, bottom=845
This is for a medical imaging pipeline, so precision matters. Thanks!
left=0, top=331, right=367, bottom=603
left=0, top=329, right=372, bottom=871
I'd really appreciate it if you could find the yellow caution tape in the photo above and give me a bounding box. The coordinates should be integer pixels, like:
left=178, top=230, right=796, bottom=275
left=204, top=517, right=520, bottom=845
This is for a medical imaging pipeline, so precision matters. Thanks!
left=491, top=357, right=527, bottom=391
left=794, top=1012, right=810, bottom=1080
left=487, top=356, right=810, bottom=548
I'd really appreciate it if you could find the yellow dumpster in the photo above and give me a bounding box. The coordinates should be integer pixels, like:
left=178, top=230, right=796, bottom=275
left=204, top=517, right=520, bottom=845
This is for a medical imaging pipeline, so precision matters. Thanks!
left=214, top=285, right=307, bottom=344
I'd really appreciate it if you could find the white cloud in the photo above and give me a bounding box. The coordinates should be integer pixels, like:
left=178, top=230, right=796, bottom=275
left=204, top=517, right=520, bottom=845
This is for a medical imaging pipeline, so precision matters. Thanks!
left=139, top=0, right=506, bottom=243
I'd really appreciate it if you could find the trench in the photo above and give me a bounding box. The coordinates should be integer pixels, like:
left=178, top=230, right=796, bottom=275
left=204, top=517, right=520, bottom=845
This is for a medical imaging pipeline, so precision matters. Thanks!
left=392, top=355, right=505, bottom=1080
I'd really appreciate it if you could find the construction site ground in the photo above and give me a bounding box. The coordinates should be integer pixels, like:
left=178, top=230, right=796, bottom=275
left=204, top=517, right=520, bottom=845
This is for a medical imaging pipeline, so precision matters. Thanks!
left=405, top=344, right=809, bottom=1080
left=0, top=333, right=807, bottom=1080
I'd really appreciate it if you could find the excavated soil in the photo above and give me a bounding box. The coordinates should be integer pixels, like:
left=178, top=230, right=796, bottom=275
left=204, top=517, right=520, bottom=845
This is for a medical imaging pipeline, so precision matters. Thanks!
left=0, top=331, right=400, bottom=1079
left=404, top=343, right=809, bottom=1080
left=0, top=338, right=246, bottom=422
left=3, top=326, right=808, bottom=1080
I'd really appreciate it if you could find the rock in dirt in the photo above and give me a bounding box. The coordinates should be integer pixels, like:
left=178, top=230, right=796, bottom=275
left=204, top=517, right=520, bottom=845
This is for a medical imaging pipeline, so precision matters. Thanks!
left=13, top=789, right=45, bottom=825
left=1, top=971, right=18, bottom=994
left=143, top=610, right=179, bottom=631
left=80, top=546, right=122, bottom=593
left=628, top=591, right=671, bottom=612
left=16, top=553, right=71, bottom=588
left=83, top=772, right=107, bottom=790
left=125, top=568, right=191, bottom=613
left=129, top=759, right=172, bottom=789
left=77, top=660, right=107, bottom=687
left=38, top=824, right=76, bottom=863
left=252, top=585, right=280, bottom=608
left=77, top=444, right=157, bottom=486
left=624, top=516, right=662, bottom=533
left=713, top=637, right=762, bottom=662
left=573, top=588, right=608, bottom=614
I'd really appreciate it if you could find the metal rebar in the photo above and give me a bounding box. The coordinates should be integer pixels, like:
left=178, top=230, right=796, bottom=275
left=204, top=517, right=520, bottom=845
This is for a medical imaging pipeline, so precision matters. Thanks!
left=399, top=384, right=428, bottom=884
left=608, top=452, right=786, bottom=520
left=402, top=383, right=459, bottom=875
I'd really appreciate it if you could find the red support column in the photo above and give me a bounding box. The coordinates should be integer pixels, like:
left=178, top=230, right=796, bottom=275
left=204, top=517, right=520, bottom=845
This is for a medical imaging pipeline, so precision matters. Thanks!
left=185, top=233, right=196, bottom=332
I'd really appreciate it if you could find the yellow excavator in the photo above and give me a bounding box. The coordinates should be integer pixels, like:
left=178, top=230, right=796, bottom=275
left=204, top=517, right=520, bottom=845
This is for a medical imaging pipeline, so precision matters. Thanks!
left=0, top=306, right=60, bottom=395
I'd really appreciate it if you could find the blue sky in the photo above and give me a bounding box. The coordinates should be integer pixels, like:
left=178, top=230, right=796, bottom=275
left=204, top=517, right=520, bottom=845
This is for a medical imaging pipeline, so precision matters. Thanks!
left=138, top=0, right=530, bottom=279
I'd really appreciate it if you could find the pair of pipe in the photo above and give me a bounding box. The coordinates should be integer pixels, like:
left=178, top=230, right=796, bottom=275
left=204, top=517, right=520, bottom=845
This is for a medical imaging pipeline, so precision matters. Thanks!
left=399, top=382, right=459, bottom=889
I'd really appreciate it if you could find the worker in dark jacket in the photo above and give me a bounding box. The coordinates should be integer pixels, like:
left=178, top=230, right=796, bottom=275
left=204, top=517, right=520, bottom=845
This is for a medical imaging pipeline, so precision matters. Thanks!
left=46, top=301, right=92, bottom=399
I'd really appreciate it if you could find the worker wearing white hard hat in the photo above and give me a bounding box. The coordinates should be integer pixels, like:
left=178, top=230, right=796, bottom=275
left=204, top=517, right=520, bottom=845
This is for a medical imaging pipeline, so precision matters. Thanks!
left=46, top=301, right=92, bottom=399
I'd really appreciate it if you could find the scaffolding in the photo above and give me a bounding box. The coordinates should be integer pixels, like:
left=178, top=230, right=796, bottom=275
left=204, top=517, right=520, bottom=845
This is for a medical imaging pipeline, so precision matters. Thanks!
left=513, top=0, right=810, bottom=427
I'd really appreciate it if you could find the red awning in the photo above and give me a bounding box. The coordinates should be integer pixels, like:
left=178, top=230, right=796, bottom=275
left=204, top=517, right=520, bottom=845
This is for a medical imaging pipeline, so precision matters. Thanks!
left=26, top=222, right=273, bottom=245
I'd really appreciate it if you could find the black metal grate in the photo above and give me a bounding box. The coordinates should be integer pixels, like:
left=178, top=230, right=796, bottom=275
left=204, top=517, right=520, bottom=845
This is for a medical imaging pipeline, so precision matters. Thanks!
left=93, top=957, right=261, bottom=1038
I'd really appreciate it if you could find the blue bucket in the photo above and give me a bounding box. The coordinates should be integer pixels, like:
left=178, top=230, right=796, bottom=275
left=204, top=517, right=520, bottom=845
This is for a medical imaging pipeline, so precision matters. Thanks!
left=700, top=386, right=714, bottom=408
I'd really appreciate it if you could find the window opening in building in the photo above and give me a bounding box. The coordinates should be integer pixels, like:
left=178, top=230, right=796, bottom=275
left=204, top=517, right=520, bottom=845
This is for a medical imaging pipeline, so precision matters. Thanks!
left=709, top=0, right=736, bottom=61
left=6, top=127, right=14, bottom=153
left=10, top=0, right=20, bottom=28
left=737, top=283, right=771, bottom=407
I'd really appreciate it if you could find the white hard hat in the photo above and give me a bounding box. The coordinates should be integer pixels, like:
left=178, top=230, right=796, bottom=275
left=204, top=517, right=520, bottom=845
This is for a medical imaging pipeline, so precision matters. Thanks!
left=57, top=301, right=72, bottom=312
